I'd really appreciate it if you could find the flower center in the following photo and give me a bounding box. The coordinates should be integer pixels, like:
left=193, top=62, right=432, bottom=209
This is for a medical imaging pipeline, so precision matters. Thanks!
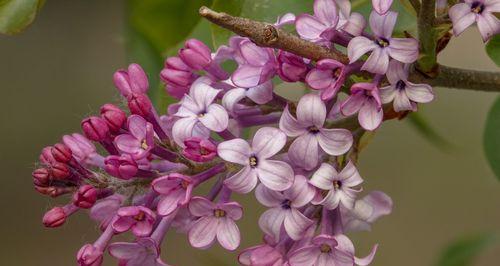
left=320, top=244, right=332, bottom=253
left=308, top=125, right=320, bottom=134
left=333, top=180, right=342, bottom=190
left=471, top=1, right=484, bottom=13
left=200, top=147, right=209, bottom=155
left=181, top=180, right=190, bottom=189
left=249, top=156, right=258, bottom=167
left=281, top=199, right=291, bottom=209
left=396, top=80, right=406, bottom=90
left=198, top=111, right=206, bottom=118
left=134, top=211, right=145, bottom=221
left=214, top=209, right=226, bottom=217
left=141, top=139, right=149, bottom=150
left=375, top=37, right=390, bottom=48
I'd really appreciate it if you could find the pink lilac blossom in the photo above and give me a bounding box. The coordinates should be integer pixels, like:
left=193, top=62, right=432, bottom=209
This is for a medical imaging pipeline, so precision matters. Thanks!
left=341, top=82, right=384, bottom=131
left=231, top=39, right=278, bottom=87
left=449, top=0, right=500, bottom=41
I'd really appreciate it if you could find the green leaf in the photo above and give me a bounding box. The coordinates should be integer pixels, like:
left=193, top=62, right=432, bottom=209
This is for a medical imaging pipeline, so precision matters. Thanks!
left=0, top=0, right=44, bottom=35
left=486, top=34, right=500, bottom=67
left=125, top=0, right=213, bottom=108
left=483, top=96, right=500, bottom=180
left=407, top=112, right=452, bottom=150
left=435, top=233, right=496, bottom=266
left=210, top=0, right=245, bottom=48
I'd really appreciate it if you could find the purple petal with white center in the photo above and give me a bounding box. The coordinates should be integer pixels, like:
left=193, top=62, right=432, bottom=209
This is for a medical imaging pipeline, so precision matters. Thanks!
left=449, top=3, right=476, bottom=36
left=255, top=183, right=285, bottom=207
left=258, top=208, right=286, bottom=241
left=477, top=12, right=500, bottom=41
left=362, top=47, right=390, bottom=74
left=217, top=218, right=241, bottom=250
left=288, top=133, right=320, bottom=170
left=369, top=10, right=397, bottom=38
left=387, top=38, right=419, bottom=63
left=188, top=216, right=218, bottom=249
left=232, top=65, right=263, bottom=88
left=224, top=166, right=258, bottom=194
left=297, top=93, right=326, bottom=127
left=284, top=209, right=313, bottom=240
left=257, top=160, right=294, bottom=191
left=246, top=80, right=274, bottom=104
left=347, top=36, right=378, bottom=63
left=406, top=82, right=434, bottom=103
left=217, top=138, right=251, bottom=165
left=314, top=0, right=338, bottom=25
left=318, top=128, right=353, bottom=156
left=295, top=14, right=327, bottom=41
left=372, top=0, right=393, bottom=15
left=252, top=127, right=287, bottom=159
left=198, top=104, right=228, bottom=132
left=310, top=163, right=337, bottom=190
left=279, top=106, right=307, bottom=137
left=358, top=99, right=383, bottom=130
left=189, top=197, right=215, bottom=217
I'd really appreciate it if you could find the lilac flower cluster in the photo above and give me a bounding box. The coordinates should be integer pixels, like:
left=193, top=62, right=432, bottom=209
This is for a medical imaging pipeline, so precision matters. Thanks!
left=32, top=0, right=449, bottom=265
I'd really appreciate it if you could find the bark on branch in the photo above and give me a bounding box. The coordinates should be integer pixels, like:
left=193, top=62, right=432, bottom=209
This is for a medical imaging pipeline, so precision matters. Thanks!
left=199, top=6, right=500, bottom=92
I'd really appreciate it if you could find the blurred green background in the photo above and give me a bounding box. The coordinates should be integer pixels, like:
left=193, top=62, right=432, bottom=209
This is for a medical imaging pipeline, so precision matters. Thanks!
left=0, top=0, right=499, bottom=265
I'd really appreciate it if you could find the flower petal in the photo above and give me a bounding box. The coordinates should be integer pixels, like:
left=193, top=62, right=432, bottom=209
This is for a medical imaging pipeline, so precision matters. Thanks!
left=354, top=244, right=378, bottom=266
left=449, top=3, right=476, bottom=36
left=387, top=38, right=419, bottom=64
left=188, top=196, right=215, bottom=217
left=339, top=161, right=363, bottom=186
left=314, top=0, right=339, bottom=25
left=306, top=68, right=334, bottom=90
left=172, top=117, right=198, bottom=146
left=406, top=82, right=434, bottom=103
left=347, top=36, right=377, bottom=63
left=477, top=12, right=500, bottom=42
left=362, top=47, right=390, bottom=74
left=252, top=127, right=287, bottom=159
left=279, top=106, right=307, bottom=137
left=284, top=209, right=314, bottom=240
left=285, top=175, right=316, bottom=208
left=224, top=166, right=259, bottom=194
left=258, top=208, right=286, bottom=241
left=358, top=99, right=383, bottom=131
left=369, top=10, right=397, bottom=38
left=372, top=0, right=393, bottom=15
left=220, top=202, right=244, bottom=220
left=257, top=160, right=294, bottom=191
left=341, top=93, right=365, bottom=116
left=240, top=40, right=270, bottom=65
left=393, top=89, right=413, bottom=112
left=296, top=93, right=326, bottom=127
left=288, top=134, right=320, bottom=171
left=217, top=218, right=241, bottom=250
left=198, top=104, right=229, bottom=132
left=310, top=163, right=336, bottom=190
left=318, top=128, right=353, bottom=156
left=222, top=88, right=246, bottom=113
left=157, top=189, right=184, bottom=216
left=255, top=183, right=285, bottom=207
left=296, top=14, right=327, bottom=41
left=288, top=247, right=321, bottom=266
left=232, top=65, right=263, bottom=88
left=217, top=138, right=251, bottom=165
left=246, top=80, right=274, bottom=104
left=188, top=216, right=218, bottom=249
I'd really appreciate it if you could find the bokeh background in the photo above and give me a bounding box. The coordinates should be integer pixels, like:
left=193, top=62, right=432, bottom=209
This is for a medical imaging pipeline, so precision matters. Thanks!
left=0, top=0, right=499, bottom=265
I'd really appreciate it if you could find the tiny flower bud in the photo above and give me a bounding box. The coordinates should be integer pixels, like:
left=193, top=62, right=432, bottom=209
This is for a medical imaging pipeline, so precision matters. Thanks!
left=39, top=146, right=56, bottom=164
left=179, top=39, right=212, bottom=70
left=50, top=162, right=71, bottom=180
left=100, top=103, right=126, bottom=133
left=43, top=207, right=67, bottom=228
left=81, top=117, right=110, bottom=141
left=113, top=63, right=149, bottom=97
left=77, top=244, right=103, bottom=266
left=32, top=168, right=50, bottom=186
left=182, top=137, right=217, bottom=162
left=73, top=185, right=98, bottom=209
left=277, top=50, right=309, bottom=82
left=127, top=93, right=152, bottom=117
left=104, top=154, right=138, bottom=180
left=51, top=143, right=72, bottom=163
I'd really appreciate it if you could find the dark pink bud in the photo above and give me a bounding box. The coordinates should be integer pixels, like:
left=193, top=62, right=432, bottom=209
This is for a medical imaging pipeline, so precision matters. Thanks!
left=39, top=146, right=56, bottom=164
left=50, top=162, right=70, bottom=180
left=277, top=50, right=309, bottom=82
left=182, top=137, right=217, bottom=162
left=43, top=207, right=67, bottom=228
left=81, top=116, right=110, bottom=141
left=127, top=93, right=152, bottom=117
left=161, top=57, right=196, bottom=87
left=32, top=168, right=50, bottom=186
left=104, top=154, right=138, bottom=180
left=73, top=185, right=98, bottom=209
left=113, top=63, right=149, bottom=97
left=179, top=39, right=212, bottom=70
left=51, top=143, right=72, bottom=163
left=100, top=104, right=126, bottom=133
left=77, top=244, right=103, bottom=266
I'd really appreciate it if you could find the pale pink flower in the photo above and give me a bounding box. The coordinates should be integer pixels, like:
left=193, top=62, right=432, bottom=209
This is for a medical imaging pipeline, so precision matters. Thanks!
left=109, top=238, right=168, bottom=266
left=449, top=0, right=500, bottom=41
left=152, top=173, right=194, bottom=216
left=342, top=191, right=393, bottom=232
left=115, top=115, right=154, bottom=159
left=112, top=206, right=156, bottom=237
left=341, top=83, right=383, bottom=131
left=231, top=39, right=278, bottom=88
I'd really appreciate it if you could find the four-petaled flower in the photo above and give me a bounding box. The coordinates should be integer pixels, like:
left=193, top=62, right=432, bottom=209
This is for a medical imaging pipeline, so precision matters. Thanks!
left=112, top=206, right=156, bottom=237
left=231, top=39, right=278, bottom=88
left=115, top=115, right=154, bottom=159
left=449, top=0, right=500, bottom=42
left=341, top=191, right=393, bottom=232
left=218, top=127, right=294, bottom=193
left=108, top=238, right=168, bottom=266
left=280, top=93, right=353, bottom=170
left=188, top=196, right=243, bottom=250
left=152, top=173, right=195, bottom=216
left=341, top=83, right=383, bottom=131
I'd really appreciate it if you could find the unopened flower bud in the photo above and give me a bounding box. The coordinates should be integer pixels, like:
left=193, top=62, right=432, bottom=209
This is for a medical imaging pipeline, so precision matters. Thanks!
left=277, top=50, right=309, bottom=82
left=73, top=185, right=98, bottom=209
left=77, top=244, right=103, bottom=266
left=51, top=143, right=72, bottom=163
left=81, top=117, right=110, bottom=141
left=100, top=103, right=126, bottom=133
left=113, top=63, right=149, bottom=97
left=182, top=137, right=217, bottom=162
left=50, top=162, right=71, bottom=180
left=127, top=93, right=152, bottom=117
left=179, top=39, right=212, bottom=70
left=104, top=154, right=138, bottom=180
left=32, top=168, right=50, bottom=186
left=43, top=207, right=67, bottom=228
left=39, top=146, right=56, bottom=164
